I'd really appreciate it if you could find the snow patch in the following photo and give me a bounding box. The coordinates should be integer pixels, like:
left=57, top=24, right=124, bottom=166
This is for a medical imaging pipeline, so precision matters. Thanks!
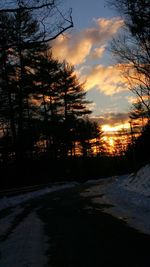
left=82, top=164, right=150, bottom=235
left=122, top=164, right=150, bottom=196
left=0, top=212, right=48, bottom=267
left=0, top=183, right=78, bottom=212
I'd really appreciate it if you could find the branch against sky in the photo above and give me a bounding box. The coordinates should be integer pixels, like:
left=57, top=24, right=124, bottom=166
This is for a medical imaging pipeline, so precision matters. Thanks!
left=0, top=0, right=73, bottom=47
left=107, top=0, right=150, bottom=117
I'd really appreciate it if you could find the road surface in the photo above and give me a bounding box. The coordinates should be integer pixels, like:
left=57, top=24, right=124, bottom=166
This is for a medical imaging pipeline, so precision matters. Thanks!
left=0, top=184, right=150, bottom=266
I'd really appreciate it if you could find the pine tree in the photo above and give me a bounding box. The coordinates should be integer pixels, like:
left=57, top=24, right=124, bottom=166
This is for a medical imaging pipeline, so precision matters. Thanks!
left=0, top=12, right=18, bottom=160
left=0, top=8, right=46, bottom=160
left=57, top=62, right=92, bottom=157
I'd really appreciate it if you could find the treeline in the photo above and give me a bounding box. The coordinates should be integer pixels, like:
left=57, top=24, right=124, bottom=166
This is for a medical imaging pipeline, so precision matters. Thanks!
left=0, top=2, right=129, bottom=189
left=108, top=0, right=150, bottom=169
left=0, top=7, right=104, bottom=164
left=125, top=122, right=150, bottom=169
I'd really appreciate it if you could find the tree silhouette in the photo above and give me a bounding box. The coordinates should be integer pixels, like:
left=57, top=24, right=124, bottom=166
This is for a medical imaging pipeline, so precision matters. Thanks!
left=75, top=118, right=104, bottom=157
left=0, top=2, right=103, bottom=164
left=108, top=0, right=150, bottom=117
left=0, top=1, right=73, bottom=162
left=0, top=0, right=73, bottom=47
left=56, top=62, right=92, bottom=157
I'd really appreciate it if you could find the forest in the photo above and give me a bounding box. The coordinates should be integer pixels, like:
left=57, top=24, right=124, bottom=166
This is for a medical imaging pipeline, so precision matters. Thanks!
left=0, top=0, right=149, bottom=189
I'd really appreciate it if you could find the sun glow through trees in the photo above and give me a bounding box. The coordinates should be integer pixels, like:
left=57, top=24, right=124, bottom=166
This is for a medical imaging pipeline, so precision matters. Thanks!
left=102, top=123, right=131, bottom=155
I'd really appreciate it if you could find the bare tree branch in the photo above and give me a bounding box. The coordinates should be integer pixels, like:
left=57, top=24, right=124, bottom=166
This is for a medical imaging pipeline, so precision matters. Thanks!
left=0, top=2, right=73, bottom=49
left=0, top=1, right=55, bottom=13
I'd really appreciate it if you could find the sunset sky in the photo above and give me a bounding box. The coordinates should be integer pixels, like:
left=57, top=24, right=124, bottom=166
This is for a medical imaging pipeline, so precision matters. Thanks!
left=51, top=0, right=135, bottom=134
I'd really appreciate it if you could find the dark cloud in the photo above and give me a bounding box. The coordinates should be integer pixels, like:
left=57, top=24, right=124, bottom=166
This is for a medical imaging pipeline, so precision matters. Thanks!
left=91, top=112, right=129, bottom=126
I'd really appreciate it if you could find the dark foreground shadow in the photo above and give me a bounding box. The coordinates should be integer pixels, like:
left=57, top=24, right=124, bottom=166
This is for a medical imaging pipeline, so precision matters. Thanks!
left=36, top=186, right=150, bottom=267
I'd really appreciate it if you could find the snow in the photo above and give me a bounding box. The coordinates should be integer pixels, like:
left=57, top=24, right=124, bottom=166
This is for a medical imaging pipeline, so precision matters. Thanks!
left=0, top=182, right=78, bottom=211
left=0, top=164, right=150, bottom=235
left=122, top=164, right=150, bottom=196
left=0, top=211, right=48, bottom=267
left=83, top=164, right=150, bottom=235
left=0, top=206, right=25, bottom=234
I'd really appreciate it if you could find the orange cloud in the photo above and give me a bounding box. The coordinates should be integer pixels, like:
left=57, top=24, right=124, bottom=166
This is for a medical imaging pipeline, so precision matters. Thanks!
left=51, top=17, right=123, bottom=65
left=95, top=17, right=124, bottom=36
left=127, top=95, right=149, bottom=104
left=82, top=64, right=128, bottom=95
left=90, top=46, right=106, bottom=59
left=80, top=62, right=148, bottom=95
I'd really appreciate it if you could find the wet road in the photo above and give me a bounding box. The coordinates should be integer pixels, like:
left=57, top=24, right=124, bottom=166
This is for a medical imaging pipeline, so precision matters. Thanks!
left=37, top=186, right=150, bottom=267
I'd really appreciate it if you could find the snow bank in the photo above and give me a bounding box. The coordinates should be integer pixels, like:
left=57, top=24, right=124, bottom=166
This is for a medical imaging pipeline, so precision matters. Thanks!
left=1, top=164, right=150, bottom=234
left=121, top=164, right=150, bottom=196
left=82, top=164, right=150, bottom=235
